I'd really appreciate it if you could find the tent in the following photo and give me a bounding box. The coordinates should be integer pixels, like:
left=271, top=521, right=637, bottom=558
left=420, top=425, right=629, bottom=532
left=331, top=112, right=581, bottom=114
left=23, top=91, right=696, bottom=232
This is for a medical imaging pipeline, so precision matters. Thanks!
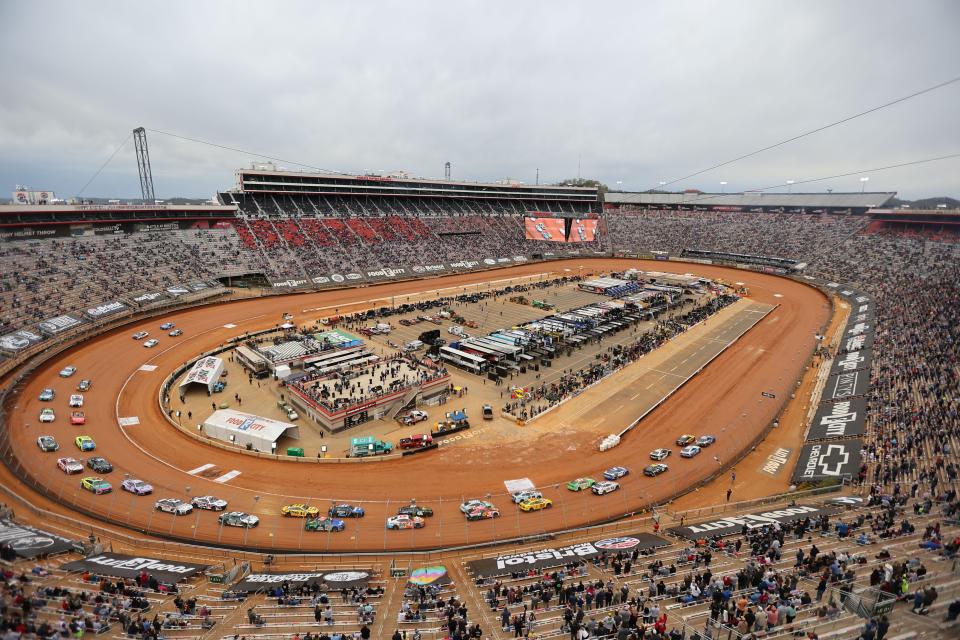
left=202, top=409, right=300, bottom=452
left=179, top=356, right=224, bottom=394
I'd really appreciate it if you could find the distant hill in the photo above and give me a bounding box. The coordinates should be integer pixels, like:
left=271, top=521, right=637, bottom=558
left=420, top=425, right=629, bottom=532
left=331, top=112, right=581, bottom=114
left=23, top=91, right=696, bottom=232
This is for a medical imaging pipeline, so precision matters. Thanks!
left=887, top=196, right=959, bottom=210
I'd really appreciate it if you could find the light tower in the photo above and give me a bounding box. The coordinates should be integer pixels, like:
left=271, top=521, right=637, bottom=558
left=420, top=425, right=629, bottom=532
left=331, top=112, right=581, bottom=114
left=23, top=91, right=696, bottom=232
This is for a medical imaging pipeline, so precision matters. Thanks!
left=444, top=161, right=451, bottom=180
left=133, top=127, right=156, bottom=202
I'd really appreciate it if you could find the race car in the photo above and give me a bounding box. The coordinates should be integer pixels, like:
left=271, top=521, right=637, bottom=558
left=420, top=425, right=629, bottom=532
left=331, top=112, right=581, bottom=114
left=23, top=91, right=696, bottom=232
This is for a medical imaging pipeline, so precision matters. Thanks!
left=398, top=434, right=433, bottom=449
left=459, top=499, right=495, bottom=513
left=70, top=411, right=86, bottom=426
left=77, top=379, right=92, bottom=392
left=511, top=490, right=543, bottom=504
left=59, top=366, right=77, bottom=378
left=399, top=410, right=429, bottom=425
left=218, top=511, right=259, bottom=528
left=155, top=498, right=194, bottom=515
left=305, top=516, right=345, bottom=532
left=676, top=434, right=696, bottom=446
left=386, top=514, right=425, bottom=530
left=591, top=480, right=620, bottom=496
left=132, top=331, right=149, bottom=340
left=191, top=495, right=228, bottom=511
left=69, top=394, right=84, bottom=408
left=39, top=388, right=55, bottom=401
left=465, top=506, right=500, bottom=521
left=649, top=448, right=672, bottom=461
left=39, top=409, right=56, bottom=423
left=121, top=478, right=153, bottom=495
left=169, top=329, right=183, bottom=337
left=680, top=445, right=702, bottom=458
left=74, top=435, right=95, bottom=451
left=87, top=457, right=113, bottom=473
left=398, top=504, right=434, bottom=518
left=566, top=477, right=596, bottom=492
left=644, top=463, right=669, bottom=477
left=519, top=497, right=553, bottom=512
left=696, top=435, right=717, bottom=447
left=143, top=339, right=159, bottom=348
left=328, top=503, right=365, bottom=518
left=57, top=457, right=83, bottom=474
left=281, top=503, right=320, bottom=518
left=603, top=466, right=629, bottom=481
left=37, top=435, right=59, bottom=452
left=535, top=222, right=552, bottom=240
left=160, top=322, right=175, bottom=330
left=80, top=477, right=112, bottom=494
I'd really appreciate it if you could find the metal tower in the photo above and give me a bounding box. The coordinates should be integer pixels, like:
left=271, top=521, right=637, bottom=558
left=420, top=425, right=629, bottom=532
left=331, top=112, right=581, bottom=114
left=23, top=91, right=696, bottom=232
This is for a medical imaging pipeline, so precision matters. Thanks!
left=133, top=127, right=156, bottom=202
left=444, top=161, right=451, bottom=180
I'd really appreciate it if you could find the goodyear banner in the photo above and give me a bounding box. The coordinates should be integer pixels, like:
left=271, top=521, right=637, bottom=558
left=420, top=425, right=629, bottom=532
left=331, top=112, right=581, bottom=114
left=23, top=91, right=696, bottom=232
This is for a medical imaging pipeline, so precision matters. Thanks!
left=466, top=532, right=667, bottom=578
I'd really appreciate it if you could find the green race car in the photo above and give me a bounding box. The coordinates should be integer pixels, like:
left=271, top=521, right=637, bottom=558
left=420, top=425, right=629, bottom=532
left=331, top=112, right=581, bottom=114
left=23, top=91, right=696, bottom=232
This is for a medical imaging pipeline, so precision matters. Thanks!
left=566, top=477, right=596, bottom=492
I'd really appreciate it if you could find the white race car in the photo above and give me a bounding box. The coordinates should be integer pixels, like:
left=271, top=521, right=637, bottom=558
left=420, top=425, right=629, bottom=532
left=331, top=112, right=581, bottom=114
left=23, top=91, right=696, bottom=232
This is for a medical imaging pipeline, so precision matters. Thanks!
left=680, top=445, right=702, bottom=458
left=386, top=515, right=425, bottom=530
left=155, top=498, right=194, bottom=515
left=191, top=495, right=228, bottom=511
left=649, top=448, right=671, bottom=461
left=39, top=408, right=55, bottom=423
left=69, top=394, right=84, bottom=408
left=511, top=490, right=543, bottom=504
left=143, top=339, right=159, bottom=348
left=57, top=457, right=84, bottom=475
left=591, top=480, right=620, bottom=496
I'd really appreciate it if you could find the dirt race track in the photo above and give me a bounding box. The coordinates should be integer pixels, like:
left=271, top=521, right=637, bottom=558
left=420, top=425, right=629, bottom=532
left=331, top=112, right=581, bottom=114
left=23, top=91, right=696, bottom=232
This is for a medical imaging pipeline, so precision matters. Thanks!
left=3, top=259, right=829, bottom=552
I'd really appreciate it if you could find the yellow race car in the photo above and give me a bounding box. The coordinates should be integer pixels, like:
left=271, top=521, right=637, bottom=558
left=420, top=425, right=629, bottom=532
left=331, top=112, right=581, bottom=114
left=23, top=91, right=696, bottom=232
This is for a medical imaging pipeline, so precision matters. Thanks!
left=519, top=497, right=553, bottom=512
left=281, top=503, right=320, bottom=518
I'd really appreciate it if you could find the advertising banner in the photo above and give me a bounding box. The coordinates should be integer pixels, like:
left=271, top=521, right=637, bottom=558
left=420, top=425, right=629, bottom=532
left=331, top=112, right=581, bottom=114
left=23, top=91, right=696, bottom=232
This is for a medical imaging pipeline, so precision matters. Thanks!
left=829, top=348, right=872, bottom=377
left=0, top=329, right=45, bottom=354
left=807, top=397, right=868, bottom=441
left=448, top=259, right=480, bottom=271
left=38, top=314, right=84, bottom=336
left=667, top=503, right=843, bottom=540
left=60, top=553, right=209, bottom=583
left=85, top=301, right=129, bottom=320
left=131, top=291, right=168, bottom=307
left=792, top=440, right=863, bottom=483
left=823, top=370, right=870, bottom=402
left=233, top=569, right=371, bottom=592
left=166, top=285, right=191, bottom=297
left=270, top=279, right=309, bottom=290
left=410, top=264, right=448, bottom=275
left=568, top=219, right=598, bottom=242
left=364, top=266, right=408, bottom=281
left=840, top=330, right=875, bottom=354
left=0, top=519, right=75, bottom=559
left=466, top=532, right=667, bottom=578
left=524, top=217, right=565, bottom=242
left=408, top=565, right=453, bottom=588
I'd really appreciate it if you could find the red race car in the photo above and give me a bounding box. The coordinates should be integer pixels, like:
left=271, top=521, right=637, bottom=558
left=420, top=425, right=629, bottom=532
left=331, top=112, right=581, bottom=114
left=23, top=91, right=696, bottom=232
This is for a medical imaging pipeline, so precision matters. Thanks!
left=70, top=411, right=86, bottom=426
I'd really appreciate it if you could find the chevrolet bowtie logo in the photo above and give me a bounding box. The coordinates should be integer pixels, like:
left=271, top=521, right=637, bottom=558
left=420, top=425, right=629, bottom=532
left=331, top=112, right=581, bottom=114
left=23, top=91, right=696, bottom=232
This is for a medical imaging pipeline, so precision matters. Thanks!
left=818, top=445, right=849, bottom=476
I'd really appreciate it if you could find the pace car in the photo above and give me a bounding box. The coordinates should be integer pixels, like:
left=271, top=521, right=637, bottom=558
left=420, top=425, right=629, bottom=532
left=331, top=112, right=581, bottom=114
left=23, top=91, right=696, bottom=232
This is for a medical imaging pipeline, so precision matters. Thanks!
left=39, top=409, right=56, bottom=423
left=281, top=503, right=320, bottom=518
left=328, top=503, right=365, bottom=518
left=566, top=477, right=596, bottom=492
left=218, top=511, right=259, bottom=528
left=591, top=481, right=620, bottom=495
left=511, top=490, right=543, bottom=504
left=644, top=463, right=669, bottom=477
left=69, top=394, right=84, bottom=407
left=70, top=411, right=86, bottom=426
left=459, top=499, right=495, bottom=513
left=603, top=466, right=629, bottom=480
left=74, top=435, right=95, bottom=451
left=696, top=435, right=716, bottom=447
left=305, top=516, right=345, bottom=532
left=519, top=497, right=553, bottom=512
left=465, top=506, right=500, bottom=521
left=57, top=457, right=83, bottom=474
left=87, top=457, right=113, bottom=473
left=649, top=448, right=671, bottom=461
left=59, top=366, right=77, bottom=378
left=39, top=388, right=55, bottom=401
left=80, top=477, right=112, bottom=494
left=155, top=498, right=194, bottom=515
left=37, top=435, right=59, bottom=452
left=676, top=434, right=696, bottom=446
left=386, top=514, right=425, bottom=529
left=398, top=504, right=433, bottom=518
left=680, top=445, right=702, bottom=458
left=121, top=478, right=153, bottom=495
left=191, top=495, right=228, bottom=511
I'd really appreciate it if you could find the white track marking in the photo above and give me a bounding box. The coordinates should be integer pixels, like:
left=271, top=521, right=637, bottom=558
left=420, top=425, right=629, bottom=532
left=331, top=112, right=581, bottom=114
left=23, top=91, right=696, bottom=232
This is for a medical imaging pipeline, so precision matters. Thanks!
left=187, top=463, right=215, bottom=475
left=213, top=470, right=242, bottom=483
left=118, top=417, right=140, bottom=426
left=223, top=323, right=236, bottom=328
left=138, top=365, right=157, bottom=372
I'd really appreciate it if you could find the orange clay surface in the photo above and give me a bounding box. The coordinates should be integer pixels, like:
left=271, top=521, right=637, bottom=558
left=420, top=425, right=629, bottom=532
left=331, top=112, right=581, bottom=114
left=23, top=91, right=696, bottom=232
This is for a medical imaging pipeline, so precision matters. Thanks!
left=4, top=258, right=829, bottom=552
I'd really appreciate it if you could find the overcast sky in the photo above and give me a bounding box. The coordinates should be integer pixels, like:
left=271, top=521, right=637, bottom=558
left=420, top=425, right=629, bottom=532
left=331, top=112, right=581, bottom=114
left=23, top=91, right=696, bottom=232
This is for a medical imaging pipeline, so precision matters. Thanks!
left=1, top=0, right=958, bottom=200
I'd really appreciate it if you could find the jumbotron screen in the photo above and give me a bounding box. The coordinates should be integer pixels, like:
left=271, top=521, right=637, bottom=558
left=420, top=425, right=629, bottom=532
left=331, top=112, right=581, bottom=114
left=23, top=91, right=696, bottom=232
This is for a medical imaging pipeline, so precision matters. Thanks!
left=524, top=217, right=566, bottom=242
left=569, top=218, right=598, bottom=242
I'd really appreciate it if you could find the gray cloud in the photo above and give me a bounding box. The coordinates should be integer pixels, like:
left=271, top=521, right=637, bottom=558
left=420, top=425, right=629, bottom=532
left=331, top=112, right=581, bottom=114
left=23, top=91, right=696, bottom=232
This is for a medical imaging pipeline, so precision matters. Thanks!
left=1, top=0, right=958, bottom=200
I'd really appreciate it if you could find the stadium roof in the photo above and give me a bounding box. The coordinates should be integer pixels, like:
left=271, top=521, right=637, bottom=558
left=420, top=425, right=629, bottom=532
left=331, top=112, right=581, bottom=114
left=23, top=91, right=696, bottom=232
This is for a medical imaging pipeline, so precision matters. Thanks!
left=604, top=192, right=896, bottom=209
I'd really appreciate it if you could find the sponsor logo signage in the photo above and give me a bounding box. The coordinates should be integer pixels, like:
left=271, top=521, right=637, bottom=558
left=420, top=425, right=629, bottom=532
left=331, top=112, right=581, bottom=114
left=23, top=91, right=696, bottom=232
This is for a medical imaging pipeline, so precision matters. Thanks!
left=466, top=532, right=667, bottom=578
left=0, top=329, right=44, bottom=353
left=792, top=440, right=863, bottom=483
left=85, top=301, right=128, bottom=320
left=449, top=260, right=480, bottom=270
left=166, top=285, right=191, bottom=297
left=365, top=267, right=406, bottom=279
left=824, top=370, right=869, bottom=401
left=38, top=314, right=83, bottom=336
left=808, top=397, right=867, bottom=440
left=760, top=447, right=792, bottom=476
left=271, top=279, right=307, bottom=289
left=132, top=291, right=166, bottom=305
left=0, top=519, right=75, bottom=559
left=233, top=570, right=371, bottom=592
left=830, top=348, right=872, bottom=376
left=61, top=553, right=210, bottom=583
left=668, top=503, right=843, bottom=540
